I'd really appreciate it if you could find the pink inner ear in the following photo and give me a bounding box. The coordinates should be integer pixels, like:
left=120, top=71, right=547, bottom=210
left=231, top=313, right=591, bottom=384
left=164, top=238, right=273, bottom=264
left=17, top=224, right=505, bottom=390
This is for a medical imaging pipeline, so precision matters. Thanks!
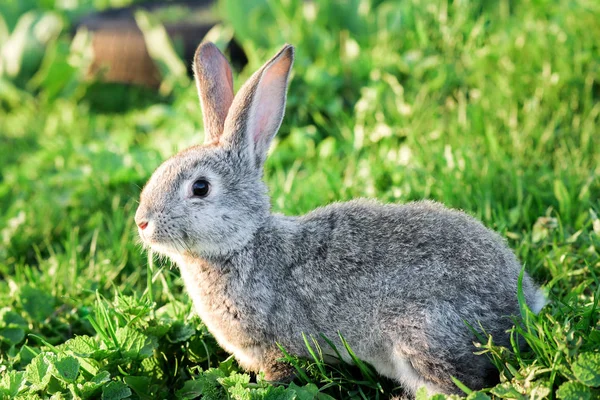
left=251, top=56, right=292, bottom=144
left=254, top=113, right=270, bottom=142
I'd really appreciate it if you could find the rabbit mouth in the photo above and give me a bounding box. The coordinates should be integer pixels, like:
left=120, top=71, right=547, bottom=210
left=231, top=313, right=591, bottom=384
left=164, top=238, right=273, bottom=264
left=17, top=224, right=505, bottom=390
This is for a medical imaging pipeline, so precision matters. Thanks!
left=139, top=230, right=192, bottom=257
left=146, top=238, right=191, bottom=257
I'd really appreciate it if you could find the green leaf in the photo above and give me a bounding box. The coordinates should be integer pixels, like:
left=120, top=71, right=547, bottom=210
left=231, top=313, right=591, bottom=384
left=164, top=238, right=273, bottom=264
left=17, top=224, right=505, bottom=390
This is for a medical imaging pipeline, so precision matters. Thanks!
left=123, top=376, right=153, bottom=400
left=0, top=308, right=28, bottom=327
left=227, top=383, right=251, bottom=400
left=115, top=327, right=156, bottom=360
left=261, top=386, right=297, bottom=400
left=20, top=285, right=55, bottom=322
left=47, top=375, right=67, bottom=395
left=219, top=372, right=250, bottom=388
left=155, top=300, right=189, bottom=319
left=52, top=355, right=79, bottom=383
left=287, top=383, right=311, bottom=400
left=145, top=323, right=171, bottom=339
left=18, top=345, right=38, bottom=366
left=24, top=353, right=52, bottom=391
left=140, top=356, right=165, bottom=380
left=114, top=295, right=152, bottom=317
left=557, top=381, right=592, bottom=400
left=490, top=382, right=525, bottom=399
left=466, top=393, right=492, bottom=400
left=0, top=326, right=25, bottom=345
left=588, top=330, right=600, bottom=344
left=415, top=389, right=448, bottom=400
left=176, top=369, right=227, bottom=400
left=415, top=387, right=429, bottom=400
left=59, top=334, right=110, bottom=360
left=0, top=370, right=25, bottom=397
left=573, top=353, right=600, bottom=387
left=91, top=371, right=111, bottom=385
left=228, top=384, right=296, bottom=400
left=80, top=371, right=111, bottom=398
left=175, top=379, right=204, bottom=400
left=288, top=383, right=336, bottom=400
left=101, top=381, right=132, bottom=400
left=166, top=321, right=195, bottom=343
left=216, top=356, right=239, bottom=375
left=63, top=335, right=96, bottom=355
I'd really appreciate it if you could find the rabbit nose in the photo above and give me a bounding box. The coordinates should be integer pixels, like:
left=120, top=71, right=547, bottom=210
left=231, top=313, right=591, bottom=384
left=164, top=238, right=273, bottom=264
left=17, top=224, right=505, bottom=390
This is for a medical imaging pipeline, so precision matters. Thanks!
left=134, top=208, right=151, bottom=230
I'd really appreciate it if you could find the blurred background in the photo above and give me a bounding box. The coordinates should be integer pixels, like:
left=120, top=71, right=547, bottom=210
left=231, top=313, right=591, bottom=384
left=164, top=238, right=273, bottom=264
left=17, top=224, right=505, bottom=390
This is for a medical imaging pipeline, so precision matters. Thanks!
left=0, top=0, right=599, bottom=398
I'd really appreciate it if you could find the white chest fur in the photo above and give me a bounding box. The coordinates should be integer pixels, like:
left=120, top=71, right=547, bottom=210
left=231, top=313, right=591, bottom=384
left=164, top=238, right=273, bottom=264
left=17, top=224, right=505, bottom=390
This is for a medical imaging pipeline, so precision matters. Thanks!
left=175, top=256, right=264, bottom=370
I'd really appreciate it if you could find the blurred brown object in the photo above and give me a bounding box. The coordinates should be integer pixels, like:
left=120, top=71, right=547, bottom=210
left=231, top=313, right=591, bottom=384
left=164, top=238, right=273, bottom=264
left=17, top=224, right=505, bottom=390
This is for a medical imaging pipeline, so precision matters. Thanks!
left=77, top=0, right=218, bottom=87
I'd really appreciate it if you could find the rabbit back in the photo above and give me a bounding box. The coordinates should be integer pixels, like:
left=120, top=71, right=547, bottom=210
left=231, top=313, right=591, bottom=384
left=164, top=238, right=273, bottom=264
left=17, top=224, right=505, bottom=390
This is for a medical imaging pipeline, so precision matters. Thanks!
left=240, top=199, right=544, bottom=393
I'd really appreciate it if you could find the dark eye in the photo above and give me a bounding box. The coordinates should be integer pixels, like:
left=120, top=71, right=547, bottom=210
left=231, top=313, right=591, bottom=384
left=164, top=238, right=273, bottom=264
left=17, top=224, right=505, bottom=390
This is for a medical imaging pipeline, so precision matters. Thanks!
left=192, top=180, right=210, bottom=197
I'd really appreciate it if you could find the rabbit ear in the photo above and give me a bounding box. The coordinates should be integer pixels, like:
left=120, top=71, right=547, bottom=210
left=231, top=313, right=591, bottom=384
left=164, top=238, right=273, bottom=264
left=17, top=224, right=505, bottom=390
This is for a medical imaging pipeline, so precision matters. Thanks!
left=222, top=44, right=294, bottom=168
left=193, top=42, right=235, bottom=144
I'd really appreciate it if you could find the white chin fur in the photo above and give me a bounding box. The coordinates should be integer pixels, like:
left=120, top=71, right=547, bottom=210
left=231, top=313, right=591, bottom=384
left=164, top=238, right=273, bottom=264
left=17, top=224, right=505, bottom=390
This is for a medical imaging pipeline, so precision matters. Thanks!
left=145, top=237, right=244, bottom=259
left=145, top=240, right=185, bottom=258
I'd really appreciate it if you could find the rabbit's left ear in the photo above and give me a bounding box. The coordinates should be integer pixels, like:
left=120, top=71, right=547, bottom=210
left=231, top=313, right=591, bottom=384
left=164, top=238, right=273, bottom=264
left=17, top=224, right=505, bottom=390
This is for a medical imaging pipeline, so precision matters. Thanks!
left=194, top=42, right=235, bottom=144
left=222, top=44, right=294, bottom=168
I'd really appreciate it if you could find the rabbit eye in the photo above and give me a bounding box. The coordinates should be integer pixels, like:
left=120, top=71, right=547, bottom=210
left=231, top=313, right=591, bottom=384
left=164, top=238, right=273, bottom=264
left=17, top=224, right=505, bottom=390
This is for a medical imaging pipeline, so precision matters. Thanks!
left=191, top=180, right=210, bottom=197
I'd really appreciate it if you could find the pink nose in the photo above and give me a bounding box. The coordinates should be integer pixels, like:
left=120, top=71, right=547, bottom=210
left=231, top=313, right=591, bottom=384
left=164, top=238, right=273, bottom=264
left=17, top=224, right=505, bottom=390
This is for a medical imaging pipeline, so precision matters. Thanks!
left=138, top=221, right=148, bottom=230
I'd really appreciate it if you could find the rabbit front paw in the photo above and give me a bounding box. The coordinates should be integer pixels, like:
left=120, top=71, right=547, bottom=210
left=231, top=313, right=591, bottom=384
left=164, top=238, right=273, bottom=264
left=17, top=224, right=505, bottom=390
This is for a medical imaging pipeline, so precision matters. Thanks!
left=262, top=361, right=297, bottom=384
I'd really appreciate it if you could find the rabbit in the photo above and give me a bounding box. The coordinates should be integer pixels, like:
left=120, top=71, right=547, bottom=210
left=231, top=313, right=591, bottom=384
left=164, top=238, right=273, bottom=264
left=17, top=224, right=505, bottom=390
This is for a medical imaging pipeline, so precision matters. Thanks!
left=134, top=42, right=546, bottom=397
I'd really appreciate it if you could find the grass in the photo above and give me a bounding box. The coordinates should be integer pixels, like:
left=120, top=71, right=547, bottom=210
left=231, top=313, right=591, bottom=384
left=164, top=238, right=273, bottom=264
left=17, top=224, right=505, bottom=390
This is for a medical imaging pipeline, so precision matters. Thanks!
left=1, top=0, right=599, bottom=398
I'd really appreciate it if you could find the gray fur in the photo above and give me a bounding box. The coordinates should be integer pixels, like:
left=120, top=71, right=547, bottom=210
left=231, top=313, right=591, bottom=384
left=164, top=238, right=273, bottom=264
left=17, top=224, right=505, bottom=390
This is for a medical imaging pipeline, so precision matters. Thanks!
left=135, top=43, right=545, bottom=396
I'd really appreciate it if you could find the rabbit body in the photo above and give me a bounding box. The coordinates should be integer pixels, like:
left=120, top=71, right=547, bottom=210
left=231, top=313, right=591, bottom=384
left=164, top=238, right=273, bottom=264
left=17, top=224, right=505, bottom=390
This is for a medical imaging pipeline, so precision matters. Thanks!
left=173, top=200, right=543, bottom=394
left=135, top=43, right=545, bottom=396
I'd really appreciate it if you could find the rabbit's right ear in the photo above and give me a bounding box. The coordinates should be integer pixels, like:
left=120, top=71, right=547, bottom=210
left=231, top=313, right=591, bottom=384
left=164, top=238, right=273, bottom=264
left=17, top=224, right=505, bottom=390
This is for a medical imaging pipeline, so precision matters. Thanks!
left=221, top=44, right=294, bottom=169
left=193, top=42, right=235, bottom=144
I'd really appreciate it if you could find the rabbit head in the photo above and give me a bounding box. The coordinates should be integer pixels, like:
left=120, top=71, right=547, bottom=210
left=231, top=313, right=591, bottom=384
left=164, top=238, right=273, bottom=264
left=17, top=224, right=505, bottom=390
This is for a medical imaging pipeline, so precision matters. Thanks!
left=135, top=43, right=294, bottom=258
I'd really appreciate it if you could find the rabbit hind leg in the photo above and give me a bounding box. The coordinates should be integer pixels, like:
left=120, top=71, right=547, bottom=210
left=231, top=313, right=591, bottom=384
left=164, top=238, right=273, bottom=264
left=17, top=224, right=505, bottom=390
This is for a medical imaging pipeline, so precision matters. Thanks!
left=388, top=356, right=450, bottom=397
left=390, top=330, right=498, bottom=395
left=365, top=349, right=448, bottom=397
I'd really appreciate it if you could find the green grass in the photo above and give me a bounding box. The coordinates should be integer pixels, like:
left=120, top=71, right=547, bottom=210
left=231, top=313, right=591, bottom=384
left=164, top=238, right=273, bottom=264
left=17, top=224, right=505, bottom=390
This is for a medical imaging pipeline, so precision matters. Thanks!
left=1, top=0, right=600, bottom=398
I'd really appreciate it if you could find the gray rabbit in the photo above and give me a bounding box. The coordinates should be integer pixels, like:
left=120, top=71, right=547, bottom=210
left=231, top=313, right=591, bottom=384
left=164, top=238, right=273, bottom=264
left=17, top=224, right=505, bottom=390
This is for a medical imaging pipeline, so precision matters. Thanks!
left=135, top=42, right=546, bottom=396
